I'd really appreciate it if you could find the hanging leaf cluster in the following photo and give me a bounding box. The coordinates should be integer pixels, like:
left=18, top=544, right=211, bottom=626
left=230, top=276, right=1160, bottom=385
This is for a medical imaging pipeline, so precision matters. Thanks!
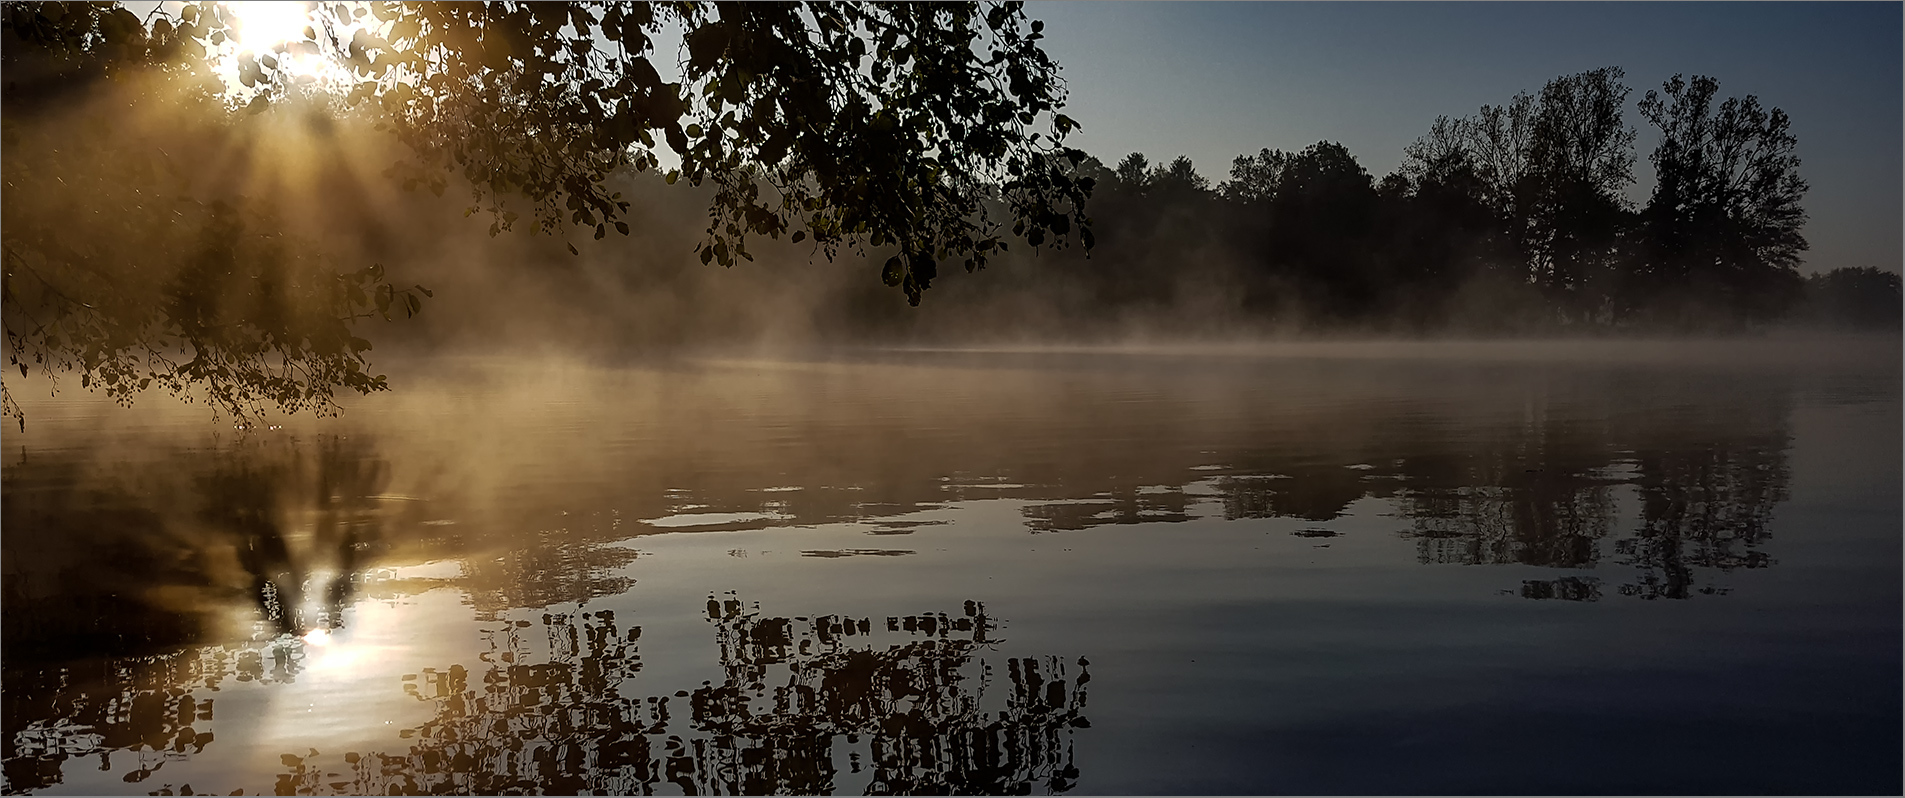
left=1, top=1, right=1093, bottom=429
left=2, top=2, right=431, bottom=427
left=188, top=1, right=1095, bottom=304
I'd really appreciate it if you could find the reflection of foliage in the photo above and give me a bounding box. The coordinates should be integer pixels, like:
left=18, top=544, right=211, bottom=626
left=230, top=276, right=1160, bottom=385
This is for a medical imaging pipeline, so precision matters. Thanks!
left=1, top=637, right=307, bottom=794
left=697, top=596, right=1086, bottom=795
left=1377, top=388, right=1791, bottom=599
left=269, top=600, right=1087, bottom=796
left=1617, top=435, right=1787, bottom=600
left=3, top=435, right=403, bottom=792
left=1519, top=576, right=1602, bottom=602
left=197, top=434, right=398, bottom=636
left=2, top=434, right=403, bottom=664
left=1217, top=467, right=1370, bottom=522
left=1024, top=486, right=1192, bottom=531
left=456, top=533, right=640, bottom=619
left=1402, top=481, right=1618, bottom=569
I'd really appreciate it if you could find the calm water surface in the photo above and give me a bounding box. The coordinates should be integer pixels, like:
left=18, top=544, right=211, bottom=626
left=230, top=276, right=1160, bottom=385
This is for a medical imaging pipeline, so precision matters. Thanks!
left=4, top=340, right=1900, bottom=795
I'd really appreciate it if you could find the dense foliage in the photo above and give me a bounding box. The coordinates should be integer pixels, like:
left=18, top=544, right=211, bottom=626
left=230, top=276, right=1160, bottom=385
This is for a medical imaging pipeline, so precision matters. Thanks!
left=908, top=67, right=1855, bottom=336
left=1, top=1, right=1092, bottom=425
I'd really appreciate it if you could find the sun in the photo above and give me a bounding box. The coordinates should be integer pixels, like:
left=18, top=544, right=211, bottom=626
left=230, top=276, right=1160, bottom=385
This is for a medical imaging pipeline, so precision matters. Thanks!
left=228, top=1, right=313, bottom=50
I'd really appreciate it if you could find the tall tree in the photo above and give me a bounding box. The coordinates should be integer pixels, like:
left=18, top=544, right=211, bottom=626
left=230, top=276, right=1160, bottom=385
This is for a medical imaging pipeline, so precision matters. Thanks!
left=1636, top=74, right=1807, bottom=322
left=1219, top=148, right=1290, bottom=206
left=1148, top=155, right=1211, bottom=199
left=1519, top=66, right=1637, bottom=319
left=1, top=1, right=1093, bottom=426
left=1113, top=152, right=1151, bottom=193
left=1262, top=142, right=1381, bottom=317
left=1400, top=69, right=1636, bottom=322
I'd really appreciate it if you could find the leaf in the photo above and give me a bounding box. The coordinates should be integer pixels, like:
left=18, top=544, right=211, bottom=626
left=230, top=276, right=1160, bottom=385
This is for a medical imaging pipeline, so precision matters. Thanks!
left=881, top=255, right=904, bottom=286
left=567, top=242, right=579, bottom=256
left=685, top=22, right=731, bottom=71
left=791, top=230, right=805, bottom=243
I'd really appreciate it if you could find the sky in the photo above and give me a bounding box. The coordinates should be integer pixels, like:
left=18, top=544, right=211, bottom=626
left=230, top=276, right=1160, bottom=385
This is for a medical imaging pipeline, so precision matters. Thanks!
left=1030, top=1, right=1903, bottom=275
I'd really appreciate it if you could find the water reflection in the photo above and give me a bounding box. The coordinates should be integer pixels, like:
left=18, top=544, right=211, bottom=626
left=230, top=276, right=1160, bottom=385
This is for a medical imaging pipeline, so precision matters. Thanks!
left=1383, top=381, right=1791, bottom=598
left=2, top=634, right=323, bottom=792
left=2, top=350, right=1849, bottom=793
left=5, top=597, right=1088, bottom=796
left=4, top=435, right=415, bottom=665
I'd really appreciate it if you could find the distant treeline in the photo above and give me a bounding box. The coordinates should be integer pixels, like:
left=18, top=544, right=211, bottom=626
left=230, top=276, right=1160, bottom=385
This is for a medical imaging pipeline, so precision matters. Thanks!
left=866, top=67, right=1898, bottom=337
left=217, top=67, right=1898, bottom=356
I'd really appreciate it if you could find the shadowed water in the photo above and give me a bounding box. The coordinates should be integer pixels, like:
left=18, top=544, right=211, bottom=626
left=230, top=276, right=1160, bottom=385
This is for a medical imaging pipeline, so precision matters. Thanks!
left=3, top=339, right=1899, bottom=795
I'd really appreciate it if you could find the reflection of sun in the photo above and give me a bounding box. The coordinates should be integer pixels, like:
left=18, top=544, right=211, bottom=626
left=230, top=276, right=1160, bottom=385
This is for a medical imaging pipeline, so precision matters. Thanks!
left=228, top=1, right=312, bottom=50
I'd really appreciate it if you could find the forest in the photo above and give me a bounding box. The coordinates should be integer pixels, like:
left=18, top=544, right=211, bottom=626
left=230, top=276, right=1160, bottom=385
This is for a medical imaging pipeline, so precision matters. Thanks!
left=862, top=67, right=1899, bottom=337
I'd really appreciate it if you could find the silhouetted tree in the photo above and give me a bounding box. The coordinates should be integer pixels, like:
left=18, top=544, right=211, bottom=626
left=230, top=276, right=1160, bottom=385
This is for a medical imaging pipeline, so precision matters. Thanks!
left=1392, top=71, right=1639, bottom=325
left=1150, top=155, right=1212, bottom=198
left=1114, top=152, right=1152, bottom=193
left=1220, top=148, right=1291, bottom=206
left=1518, top=67, right=1638, bottom=320
left=1260, top=142, right=1383, bottom=319
left=1794, top=267, right=1902, bottom=329
left=1635, top=74, right=1808, bottom=324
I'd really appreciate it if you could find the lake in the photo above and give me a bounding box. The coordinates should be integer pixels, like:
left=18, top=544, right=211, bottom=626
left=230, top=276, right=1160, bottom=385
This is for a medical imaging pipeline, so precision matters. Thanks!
left=3, top=338, right=1899, bottom=795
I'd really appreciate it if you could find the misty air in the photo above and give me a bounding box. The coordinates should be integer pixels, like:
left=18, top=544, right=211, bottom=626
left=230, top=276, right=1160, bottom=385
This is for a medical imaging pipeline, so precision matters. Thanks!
left=2, top=2, right=1900, bottom=796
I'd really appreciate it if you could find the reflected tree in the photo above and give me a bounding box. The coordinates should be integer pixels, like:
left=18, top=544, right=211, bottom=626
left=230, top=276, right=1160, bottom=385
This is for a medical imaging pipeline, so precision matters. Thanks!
left=264, top=599, right=1088, bottom=796
left=1, top=638, right=309, bottom=794
left=2, top=434, right=406, bottom=661
left=1383, top=378, right=1793, bottom=599
left=1617, top=401, right=1790, bottom=599
left=1024, top=485, right=1193, bottom=531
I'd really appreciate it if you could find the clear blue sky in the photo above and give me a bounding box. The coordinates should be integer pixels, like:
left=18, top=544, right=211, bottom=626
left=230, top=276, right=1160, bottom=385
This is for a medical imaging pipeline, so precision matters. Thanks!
left=1032, top=1, right=1903, bottom=275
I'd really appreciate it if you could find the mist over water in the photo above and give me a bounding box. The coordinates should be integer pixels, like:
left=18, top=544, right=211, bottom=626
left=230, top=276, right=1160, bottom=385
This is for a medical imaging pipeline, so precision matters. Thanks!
left=4, top=337, right=1898, bottom=795
left=6, top=4, right=1901, bottom=794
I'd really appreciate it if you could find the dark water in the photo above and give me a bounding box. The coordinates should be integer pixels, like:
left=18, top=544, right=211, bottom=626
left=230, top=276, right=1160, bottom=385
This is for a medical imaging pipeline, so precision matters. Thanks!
left=4, top=340, right=1899, bottom=795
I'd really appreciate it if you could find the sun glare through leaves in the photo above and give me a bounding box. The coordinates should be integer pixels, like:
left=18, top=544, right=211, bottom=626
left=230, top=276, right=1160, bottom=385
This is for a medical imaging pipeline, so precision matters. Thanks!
left=228, top=1, right=311, bottom=50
